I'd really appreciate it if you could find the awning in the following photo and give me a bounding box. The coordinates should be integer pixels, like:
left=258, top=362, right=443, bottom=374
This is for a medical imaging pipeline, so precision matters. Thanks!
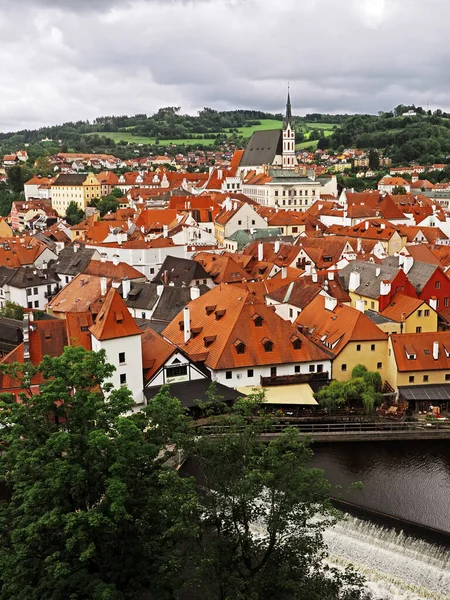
left=237, top=384, right=318, bottom=406
left=398, top=384, right=450, bottom=402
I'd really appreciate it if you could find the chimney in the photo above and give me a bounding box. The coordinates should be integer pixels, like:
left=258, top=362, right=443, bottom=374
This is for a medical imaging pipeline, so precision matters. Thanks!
left=312, top=271, right=318, bottom=283
left=429, top=297, right=437, bottom=311
left=42, top=260, right=47, bottom=270
left=365, top=221, right=369, bottom=230
left=101, top=253, right=107, bottom=263
left=327, top=271, right=335, bottom=281
left=355, top=298, right=365, bottom=313
left=183, top=306, right=191, bottom=343
left=163, top=224, right=168, bottom=238
left=403, top=255, right=414, bottom=275
left=349, top=271, right=361, bottom=292
left=112, top=254, right=119, bottom=266
left=23, top=314, right=30, bottom=361
left=258, top=242, right=264, bottom=262
left=190, top=286, right=201, bottom=300
left=100, top=277, right=107, bottom=297
left=281, top=266, right=287, bottom=279
left=274, top=240, right=280, bottom=253
left=325, top=296, right=338, bottom=312
left=305, top=263, right=312, bottom=275
left=433, top=341, right=439, bottom=360
left=375, top=267, right=381, bottom=277
left=162, top=270, right=169, bottom=285
left=122, top=277, right=131, bottom=299
left=73, top=243, right=80, bottom=253
left=380, top=280, right=391, bottom=296
left=157, top=284, right=164, bottom=297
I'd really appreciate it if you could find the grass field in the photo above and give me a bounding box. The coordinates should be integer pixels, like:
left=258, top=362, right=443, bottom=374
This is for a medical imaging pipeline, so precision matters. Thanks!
left=87, top=118, right=337, bottom=148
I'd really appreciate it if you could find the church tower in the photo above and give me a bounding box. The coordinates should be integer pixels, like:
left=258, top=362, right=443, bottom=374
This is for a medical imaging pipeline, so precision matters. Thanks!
left=282, top=87, right=297, bottom=169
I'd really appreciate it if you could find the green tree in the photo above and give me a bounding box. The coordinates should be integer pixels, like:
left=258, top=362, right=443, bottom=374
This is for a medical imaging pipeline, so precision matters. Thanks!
left=191, top=394, right=364, bottom=599
left=0, top=347, right=196, bottom=600
left=0, top=301, right=24, bottom=320
left=315, top=365, right=383, bottom=416
left=34, top=156, right=53, bottom=177
left=368, top=149, right=379, bottom=170
left=392, top=185, right=407, bottom=195
left=65, top=201, right=85, bottom=225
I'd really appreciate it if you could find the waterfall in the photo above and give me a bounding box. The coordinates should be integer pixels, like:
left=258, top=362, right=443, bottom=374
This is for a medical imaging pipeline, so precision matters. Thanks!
left=324, top=515, right=450, bottom=600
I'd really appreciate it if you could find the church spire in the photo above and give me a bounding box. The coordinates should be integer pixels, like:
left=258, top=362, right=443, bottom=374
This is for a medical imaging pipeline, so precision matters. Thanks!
left=284, top=83, right=292, bottom=127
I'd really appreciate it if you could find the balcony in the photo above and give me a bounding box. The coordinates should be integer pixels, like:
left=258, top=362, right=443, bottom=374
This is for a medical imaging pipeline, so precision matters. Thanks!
left=44, top=286, right=61, bottom=299
left=260, top=372, right=329, bottom=387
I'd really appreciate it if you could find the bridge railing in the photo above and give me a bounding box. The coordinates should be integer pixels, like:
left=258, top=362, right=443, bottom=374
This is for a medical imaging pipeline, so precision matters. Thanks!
left=197, top=420, right=450, bottom=436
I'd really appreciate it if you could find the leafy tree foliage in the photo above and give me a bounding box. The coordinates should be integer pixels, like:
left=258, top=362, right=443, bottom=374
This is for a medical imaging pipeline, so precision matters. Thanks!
left=0, top=347, right=196, bottom=600
left=368, top=149, right=379, bottom=170
left=0, top=301, right=24, bottom=320
left=65, top=201, right=85, bottom=225
left=314, top=364, right=383, bottom=415
left=392, top=185, right=407, bottom=194
left=190, top=394, right=365, bottom=599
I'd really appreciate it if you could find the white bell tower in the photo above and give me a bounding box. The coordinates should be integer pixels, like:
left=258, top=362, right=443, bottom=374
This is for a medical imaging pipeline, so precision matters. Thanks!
left=282, top=85, right=297, bottom=170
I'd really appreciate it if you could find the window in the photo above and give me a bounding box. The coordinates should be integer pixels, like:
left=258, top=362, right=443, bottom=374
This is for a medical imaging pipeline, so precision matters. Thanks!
left=226, top=371, right=232, bottom=380
left=238, top=220, right=242, bottom=226
left=423, top=375, right=429, bottom=382
left=294, top=365, right=301, bottom=373
left=435, top=281, right=441, bottom=289
left=317, top=364, right=323, bottom=373
left=341, top=364, right=347, bottom=372
left=371, top=344, right=375, bottom=351
left=33, top=287, right=38, bottom=295
left=26, top=288, right=31, bottom=297
left=34, top=301, right=39, bottom=308
left=424, top=309, right=430, bottom=316
left=371, top=301, right=375, bottom=309
left=27, top=302, right=32, bottom=308
left=418, top=310, right=423, bottom=317
left=446, top=374, right=450, bottom=382
left=445, top=298, right=449, bottom=307
left=253, top=315, right=263, bottom=327
left=409, top=376, right=415, bottom=383
left=150, top=268, right=155, bottom=275
left=270, top=367, right=277, bottom=377
left=247, top=369, right=254, bottom=378
left=289, top=308, right=293, bottom=319
left=377, top=362, right=382, bottom=369
left=416, top=327, right=422, bottom=333
left=235, top=342, right=245, bottom=355
left=292, top=227, right=298, bottom=233
left=141, top=312, right=146, bottom=319
left=309, top=365, right=315, bottom=373
left=120, top=373, right=127, bottom=385
left=166, top=365, right=187, bottom=379
left=263, top=339, right=273, bottom=352
left=356, top=344, right=361, bottom=352
left=119, top=352, right=126, bottom=364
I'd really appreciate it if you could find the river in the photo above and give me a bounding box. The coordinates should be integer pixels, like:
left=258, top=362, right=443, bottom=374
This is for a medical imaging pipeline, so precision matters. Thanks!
left=311, top=440, right=450, bottom=599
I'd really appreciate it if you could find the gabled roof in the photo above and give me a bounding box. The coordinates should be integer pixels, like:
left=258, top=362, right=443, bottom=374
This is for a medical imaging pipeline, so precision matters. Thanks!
left=295, top=295, right=387, bottom=355
left=193, top=252, right=251, bottom=284
left=49, top=244, right=97, bottom=276
left=89, top=288, right=142, bottom=341
left=266, top=280, right=322, bottom=309
left=65, top=312, right=94, bottom=350
left=141, top=328, right=176, bottom=383
left=52, top=173, right=88, bottom=186
left=240, top=129, right=283, bottom=167
left=153, top=256, right=210, bottom=286
left=391, top=331, right=450, bottom=372
left=82, top=259, right=145, bottom=282
left=49, top=273, right=112, bottom=315
left=380, top=293, right=429, bottom=322
left=163, top=284, right=331, bottom=370
left=339, top=260, right=399, bottom=299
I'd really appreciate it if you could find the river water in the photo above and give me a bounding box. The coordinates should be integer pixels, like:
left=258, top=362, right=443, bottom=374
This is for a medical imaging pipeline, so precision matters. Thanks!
left=311, top=440, right=450, bottom=599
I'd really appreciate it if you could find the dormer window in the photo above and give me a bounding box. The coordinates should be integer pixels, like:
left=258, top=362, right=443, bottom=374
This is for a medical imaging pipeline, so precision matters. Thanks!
left=115, top=311, right=123, bottom=324
left=253, top=314, right=263, bottom=327
left=204, top=335, right=216, bottom=348
left=179, top=320, right=184, bottom=331
left=191, top=327, right=203, bottom=338
left=215, top=309, right=226, bottom=321
left=405, top=344, right=416, bottom=360
left=262, top=338, right=273, bottom=352
left=234, top=339, right=245, bottom=354
left=291, top=336, right=302, bottom=350
left=205, top=305, right=217, bottom=316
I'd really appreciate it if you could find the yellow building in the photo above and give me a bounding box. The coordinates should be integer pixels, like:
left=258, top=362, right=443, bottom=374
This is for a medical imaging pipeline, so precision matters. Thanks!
left=51, top=172, right=101, bottom=216
left=0, top=217, right=13, bottom=238
left=295, top=295, right=389, bottom=382
left=386, top=332, right=450, bottom=412
left=380, top=294, right=438, bottom=334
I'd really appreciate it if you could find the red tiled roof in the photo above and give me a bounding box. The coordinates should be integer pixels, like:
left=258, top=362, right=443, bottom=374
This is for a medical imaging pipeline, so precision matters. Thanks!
left=391, top=331, right=450, bottom=372
left=89, top=288, right=142, bottom=341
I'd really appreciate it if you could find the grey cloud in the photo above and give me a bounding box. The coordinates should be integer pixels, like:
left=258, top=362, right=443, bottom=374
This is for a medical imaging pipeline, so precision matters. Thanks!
left=2, top=0, right=450, bottom=131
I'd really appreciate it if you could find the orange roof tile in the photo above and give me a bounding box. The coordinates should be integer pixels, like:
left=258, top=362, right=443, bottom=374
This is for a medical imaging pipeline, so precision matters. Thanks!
left=391, top=331, right=450, bottom=372
left=89, top=288, right=142, bottom=341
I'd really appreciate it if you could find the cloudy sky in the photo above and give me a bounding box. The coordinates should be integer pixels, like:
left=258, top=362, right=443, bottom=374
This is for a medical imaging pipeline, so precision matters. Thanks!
left=0, top=0, right=449, bottom=131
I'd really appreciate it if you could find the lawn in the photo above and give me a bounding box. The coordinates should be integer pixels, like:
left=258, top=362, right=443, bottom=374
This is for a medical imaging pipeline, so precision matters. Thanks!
left=87, top=118, right=336, bottom=149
